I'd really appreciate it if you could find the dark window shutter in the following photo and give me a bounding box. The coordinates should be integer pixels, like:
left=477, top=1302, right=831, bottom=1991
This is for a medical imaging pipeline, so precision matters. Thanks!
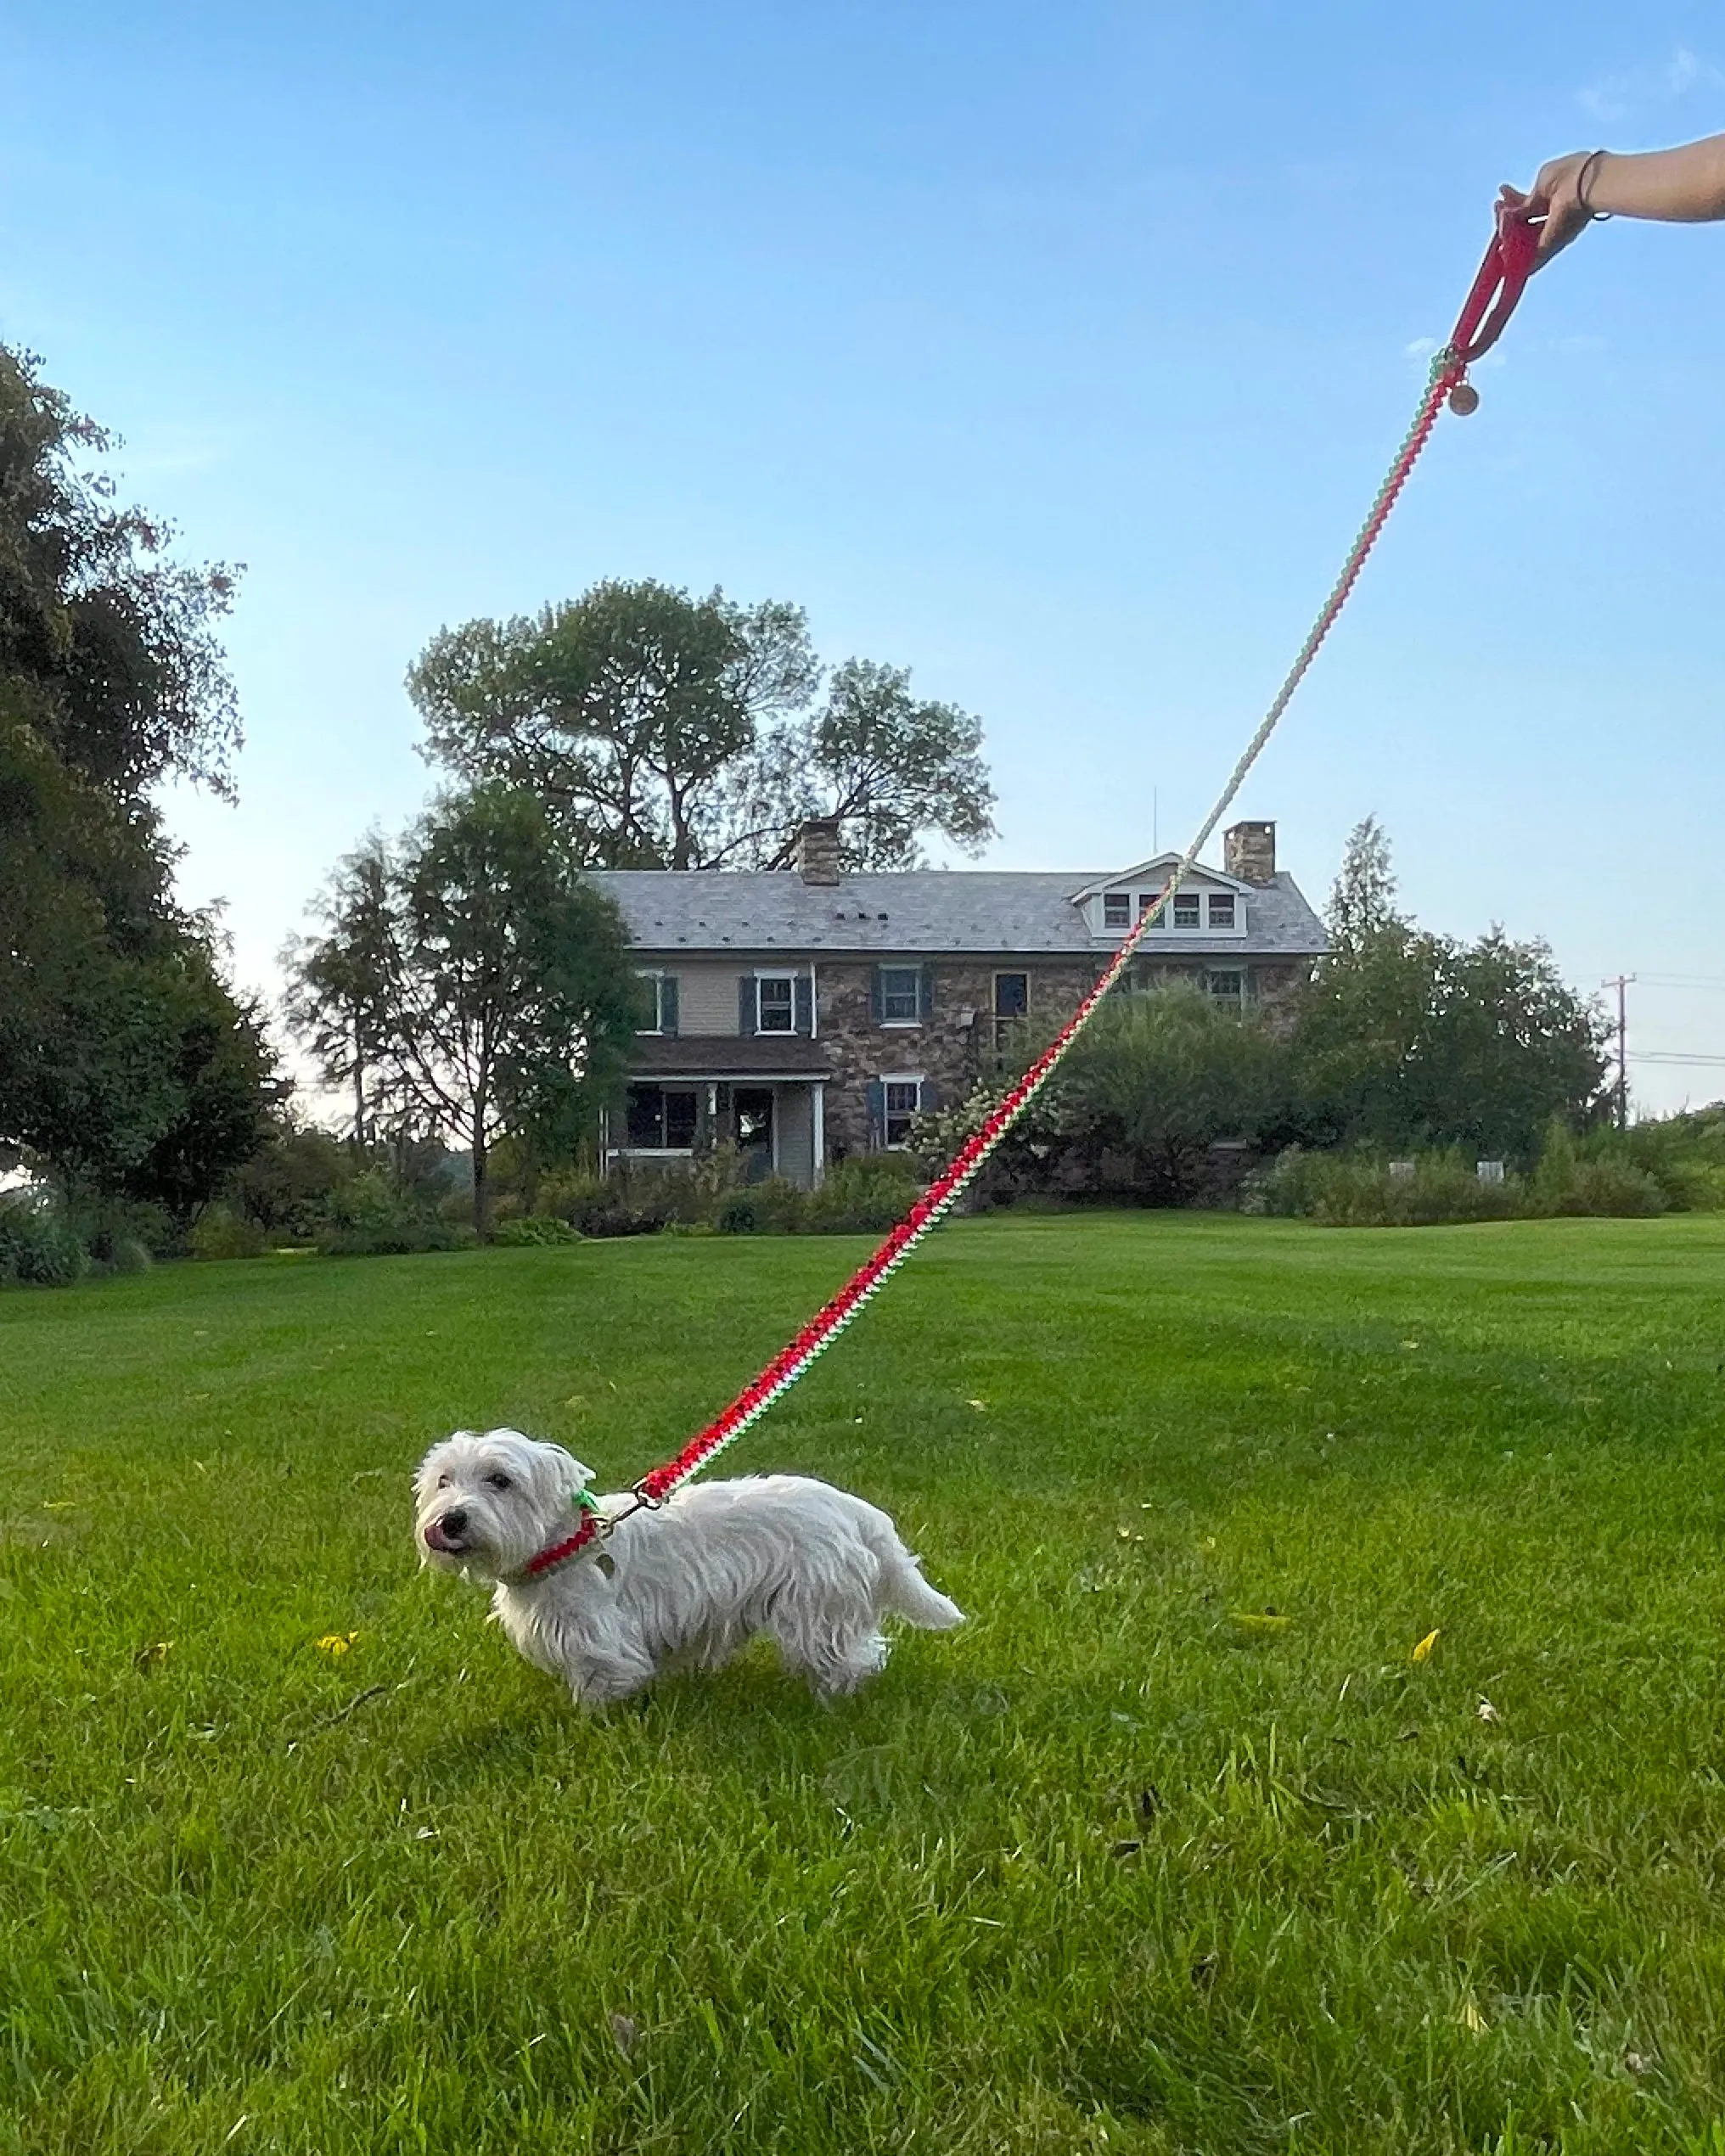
left=866, top=1080, right=885, bottom=1150
left=919, top=965, right=935, bottom=1021
left=661, top=975, right=679, bottom=1037
left=739, top=976, right=755, bottom=1036
left=919, top=1076, right=940, bottom=1113
left=793, top=974, right=812, bottom=1036
left=869, top=968, right=885, bottom=1024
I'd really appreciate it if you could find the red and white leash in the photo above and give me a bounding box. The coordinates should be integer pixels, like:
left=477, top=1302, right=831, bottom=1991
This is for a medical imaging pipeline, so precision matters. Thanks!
left=525, top=203, right=1542, bottom=1575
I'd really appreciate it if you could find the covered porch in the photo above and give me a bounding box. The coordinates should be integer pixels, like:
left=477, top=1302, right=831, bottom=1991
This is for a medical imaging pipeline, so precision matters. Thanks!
left=604, top=1037, right=832, bottom=1190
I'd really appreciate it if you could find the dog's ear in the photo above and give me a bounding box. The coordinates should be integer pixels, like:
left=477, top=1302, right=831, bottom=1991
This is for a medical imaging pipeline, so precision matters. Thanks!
left=413, top=1441, right=452, bottom=1507
left=537, top=1442, right=596, bottom=1502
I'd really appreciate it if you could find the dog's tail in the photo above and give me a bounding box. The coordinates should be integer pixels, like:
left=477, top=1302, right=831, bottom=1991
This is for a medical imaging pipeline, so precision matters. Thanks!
left=889, top=1564, right=965, bottom=1630
left=863, top=1511, right=964, bottom=1631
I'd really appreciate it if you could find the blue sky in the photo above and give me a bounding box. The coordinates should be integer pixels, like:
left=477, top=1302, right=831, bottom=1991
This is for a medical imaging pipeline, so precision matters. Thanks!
left=3, top=3, right=1723, bottom=1111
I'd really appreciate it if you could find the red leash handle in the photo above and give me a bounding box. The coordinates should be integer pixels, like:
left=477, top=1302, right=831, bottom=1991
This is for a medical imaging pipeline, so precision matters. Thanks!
left=1448, top=201, right=1539, bottom=368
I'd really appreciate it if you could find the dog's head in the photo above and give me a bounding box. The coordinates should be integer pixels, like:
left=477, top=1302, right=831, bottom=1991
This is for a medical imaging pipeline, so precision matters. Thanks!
left=413, top=1429, right=595, bottom=1582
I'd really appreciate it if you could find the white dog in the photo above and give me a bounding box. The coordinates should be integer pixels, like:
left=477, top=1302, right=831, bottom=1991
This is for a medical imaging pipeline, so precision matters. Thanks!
left=413, top=1428, right=964, bottom=1706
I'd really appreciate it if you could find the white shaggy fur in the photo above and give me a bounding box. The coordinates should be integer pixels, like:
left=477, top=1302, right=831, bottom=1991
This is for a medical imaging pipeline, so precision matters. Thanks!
left=413, top=1428, right=964, bottom=1706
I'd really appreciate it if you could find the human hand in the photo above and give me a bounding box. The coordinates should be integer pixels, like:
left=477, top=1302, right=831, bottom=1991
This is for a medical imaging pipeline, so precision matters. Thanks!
left=1499, top=152, right=1601, bottom=268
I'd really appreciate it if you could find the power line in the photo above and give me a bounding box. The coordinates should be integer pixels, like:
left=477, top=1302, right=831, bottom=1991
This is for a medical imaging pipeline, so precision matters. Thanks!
left=1628, top=1051, right=1725, bottom=1067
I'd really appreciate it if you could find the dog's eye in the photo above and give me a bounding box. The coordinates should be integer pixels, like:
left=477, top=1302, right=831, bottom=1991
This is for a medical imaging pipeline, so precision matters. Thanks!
left=436, top=1474, right=451, bottom=1490
left=485, top=1472, right=513, bottom=1491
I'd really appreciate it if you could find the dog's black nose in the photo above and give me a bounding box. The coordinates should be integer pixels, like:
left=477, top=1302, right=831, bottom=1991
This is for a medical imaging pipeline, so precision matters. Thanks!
left=440, top=1508, right=469, bottom=1538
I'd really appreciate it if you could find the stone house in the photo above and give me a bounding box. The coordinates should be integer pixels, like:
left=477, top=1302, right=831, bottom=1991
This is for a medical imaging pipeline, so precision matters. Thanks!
left=588, top=817, right=1327, bottom=1187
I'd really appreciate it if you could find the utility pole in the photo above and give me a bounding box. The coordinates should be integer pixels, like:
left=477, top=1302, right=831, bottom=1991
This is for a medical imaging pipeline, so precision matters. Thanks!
left=1601, top=974, right=1635, bottom=1129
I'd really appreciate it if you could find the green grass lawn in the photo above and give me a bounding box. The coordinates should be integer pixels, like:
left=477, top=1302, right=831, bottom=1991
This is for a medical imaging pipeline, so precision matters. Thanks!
left=5, top=1215, right=1725, bottom=2155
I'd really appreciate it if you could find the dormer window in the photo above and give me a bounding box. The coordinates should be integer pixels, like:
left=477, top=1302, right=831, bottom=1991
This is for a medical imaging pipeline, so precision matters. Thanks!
left=1103, top=892, right=1131, bottom=930
left=1172, top=891, right=1200, bottom=929
left=1207, top=893, right=1236, bottom=929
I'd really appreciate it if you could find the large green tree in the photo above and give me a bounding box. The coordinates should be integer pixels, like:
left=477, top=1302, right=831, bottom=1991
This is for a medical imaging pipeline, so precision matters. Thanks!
left=0, top=346, right=273, bottom=1214
left=407, top=577, right=996, bottom=871
left=1295, top=821, right=1609, bottom=1160
left=914, top=985, right=1292, bottom=1205
left=285, top=786, right=641, bottom=1234
left=721, top=657, right=996, bottom=869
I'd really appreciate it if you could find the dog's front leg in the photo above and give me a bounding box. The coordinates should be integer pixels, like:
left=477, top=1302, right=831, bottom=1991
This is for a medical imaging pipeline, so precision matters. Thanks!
left=567, top=1648, right=655, bottom=1709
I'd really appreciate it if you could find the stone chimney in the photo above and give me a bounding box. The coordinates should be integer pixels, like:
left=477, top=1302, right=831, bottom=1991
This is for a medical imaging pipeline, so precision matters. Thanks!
left=793, top=816, right=842, bottom=884
left=1222, top=820, right=1276, bottom=885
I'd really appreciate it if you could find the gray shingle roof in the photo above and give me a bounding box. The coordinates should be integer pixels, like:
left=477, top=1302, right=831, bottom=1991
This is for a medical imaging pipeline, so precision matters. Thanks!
left=588, top=866, right=1328, bottom=959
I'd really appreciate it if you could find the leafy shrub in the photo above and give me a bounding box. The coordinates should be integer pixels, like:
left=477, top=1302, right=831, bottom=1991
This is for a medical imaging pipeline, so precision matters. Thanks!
left=0, top=1192, right=89, bottom=1286
left=492, top=1216, right=582, bottom=1247
left=230, top=1122, right=355, bottom=1243
left=1530, top=1122, right=1665, bottom=1219
left=315, top=1169, right=476, bottom=1255
left=317, top=1219, right=478, bottom=1256
left=1258, top=1128, right=1666, bottom=1227
left=803, top=1157, right=922, bottom=1234
left=1256, top=1147, right=1524, bottom=1227
left=73, top=1199, right=179, bottom=1267
left=1620, top=1102, right=1725, bottom=1211
left=188, top=1203, right=269, bottom=1260
left=539, top=1165, right=704, bottom=1238
left=712, top=1176, right=807, bottom=1235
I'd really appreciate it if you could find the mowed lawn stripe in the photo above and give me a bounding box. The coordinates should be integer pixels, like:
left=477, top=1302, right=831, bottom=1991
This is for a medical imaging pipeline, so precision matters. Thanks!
left=3, top=1215, right=1724, bottom=2154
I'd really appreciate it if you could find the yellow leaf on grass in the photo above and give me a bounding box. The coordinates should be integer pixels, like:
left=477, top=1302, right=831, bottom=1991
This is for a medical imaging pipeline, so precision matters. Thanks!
left=1412, top=1628, right=1441, bottom=1664
left=1229, top=1611, right=1291, bottom=1632
left=316, top=1632, right=359, bottom=1657
left=1461, top=1993, right=1488, bottom=2035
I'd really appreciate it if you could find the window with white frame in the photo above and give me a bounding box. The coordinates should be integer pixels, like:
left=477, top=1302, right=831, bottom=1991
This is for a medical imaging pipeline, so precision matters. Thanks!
left=1138, top=890, right=1164, bottom=918
left=1103, top=891, right=1132, bottom=930
left=1206, top=969, right=1245, bottom=1008
left=883, top=1078, right=923, bottom=1148
left=1206, top=892, right=1237, bottom=929
left=636, top=970, right=674, bottom=1033
left=755, top=973, right=795, bottom=1033
left=879, top=965, right=921, bottom=1024
left=624, top=1085, right=699, bottom=1149
left=1171, top=890, right=1200, bottom=929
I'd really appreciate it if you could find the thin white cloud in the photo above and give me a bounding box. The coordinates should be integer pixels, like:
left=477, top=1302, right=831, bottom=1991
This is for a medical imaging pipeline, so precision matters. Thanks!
left=1579, top=44, right=1723, bottom=126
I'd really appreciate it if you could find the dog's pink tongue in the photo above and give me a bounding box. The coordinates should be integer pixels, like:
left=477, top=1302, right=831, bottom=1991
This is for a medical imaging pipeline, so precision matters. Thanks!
left=424, top=1520, right=457, bottom=1552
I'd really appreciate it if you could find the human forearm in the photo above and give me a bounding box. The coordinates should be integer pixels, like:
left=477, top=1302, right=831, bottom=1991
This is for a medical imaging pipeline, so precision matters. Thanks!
left=1585, top=137, right=1725, bottom=222
left=1500, top=132, right=1725, bottom=267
